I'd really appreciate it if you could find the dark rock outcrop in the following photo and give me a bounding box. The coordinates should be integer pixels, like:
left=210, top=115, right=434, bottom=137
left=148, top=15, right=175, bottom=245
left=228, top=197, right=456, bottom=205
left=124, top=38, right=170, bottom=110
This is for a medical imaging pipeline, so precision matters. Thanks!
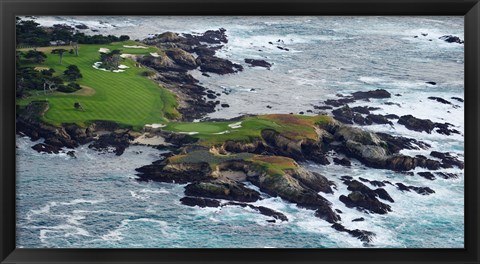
left=351, top=106, right=372, bottom=114
left=418, top=172, right=436, bottom=180
left=351, top=89, right=391, bottom=100
left=376, top=132, right=430, bottom=153
left=428, top=96, right=451, bottom=105
left=343, top=179, right=394, bottom=203
left=430, top=151, right=464, bottom=169
left=184, top=179, right=261, bottom=202
left=31, top=143, right=61, bottom=154
left=434, top=172, right=459, bottom=179
left=332, top=105, right=354, bottom=124
left=165, top=48, right=197, bottom=69
left=439, top=35, right=464, bottom=44
left=324, top=98, right=355, bottom=107
left=247, top=169, right=339, bottom=223
left=340, top=191, right=391, bottom=214
left=333, top=157, right=351, bottom=167
left=396, top=183, right=435, bottom=195
left=196, top=56, right=243, bottom=75
left=135, top=161, right=212, bottom=183
left=331, top=223, right=375, bottom=243
left=88, top=132, right=132, bottom=156
left=366, top=114, right=393, bottom=125
left=180, top=196, right=221, bottom=208
left=223, top=202, right=288, bottom=222
left=398, top=115, right=435, bottom=133
left=244, top=59, right=272, bottom=69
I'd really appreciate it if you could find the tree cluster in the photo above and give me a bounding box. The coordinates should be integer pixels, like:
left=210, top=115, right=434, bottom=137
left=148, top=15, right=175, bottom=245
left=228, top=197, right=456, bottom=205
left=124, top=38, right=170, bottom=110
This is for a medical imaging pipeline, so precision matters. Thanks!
left=100, top=50, right=122, bottom=70
left=16, top=50, right=82, bottom=98
left=16, top=18, right=130, bottom=47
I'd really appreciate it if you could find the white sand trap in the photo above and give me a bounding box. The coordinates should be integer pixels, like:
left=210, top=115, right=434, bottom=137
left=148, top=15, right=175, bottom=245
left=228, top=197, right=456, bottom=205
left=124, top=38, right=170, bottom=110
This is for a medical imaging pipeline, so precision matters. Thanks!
left=120, top=53, right=135, bottom=59
left=131, top=134, right=169, bottom=146
left=150, top=52, right=160, bottom=57
left=123, top=45, right=148, bottom=49
left=99, top=48, right=110, bottom=53
left=179, top=132, right=199, bottom=135
left=213, top=130, right=230, bottom=135
left=145, top=124, right=167, bottom=129
left=92, top=62, right=110, bottom=71
left=228, top=122, right=242, bottom=129
left=118, top=64, right=130, bottom=69
left=112, top=69, right=125, bottom=73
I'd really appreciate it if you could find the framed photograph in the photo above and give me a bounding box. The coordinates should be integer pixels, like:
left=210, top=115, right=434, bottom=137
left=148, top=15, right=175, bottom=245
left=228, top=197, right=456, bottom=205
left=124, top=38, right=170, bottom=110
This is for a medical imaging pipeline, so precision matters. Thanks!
left=1, top=0, right=479, bottom=263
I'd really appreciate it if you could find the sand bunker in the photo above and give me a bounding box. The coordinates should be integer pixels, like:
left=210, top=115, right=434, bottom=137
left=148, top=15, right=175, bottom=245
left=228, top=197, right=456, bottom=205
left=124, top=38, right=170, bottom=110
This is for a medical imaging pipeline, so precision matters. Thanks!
left=118, top=65, right=130, bottom=69
left=120, top=54, right=136, bottom=59
left=228, top=122, right=242, bottom=129
left=92, top=62, right=127, bottom=73
left=131, top=133, right=169, bottom=146
left=123, top=45, right=148, bottom=49
left=179, top=132, right=199, bottom=135
left=150, top=52, right=160, bottom=57
left=98, top=48, right=110, bottom=53
left=145, top=124, right=167, bottom=129
left=213, top=131, right=230, bottom=135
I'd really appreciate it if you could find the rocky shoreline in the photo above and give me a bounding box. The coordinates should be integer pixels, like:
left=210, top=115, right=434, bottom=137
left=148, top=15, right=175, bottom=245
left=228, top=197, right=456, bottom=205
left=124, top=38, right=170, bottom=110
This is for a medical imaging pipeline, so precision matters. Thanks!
left=16, top=27, right=464, bottom=245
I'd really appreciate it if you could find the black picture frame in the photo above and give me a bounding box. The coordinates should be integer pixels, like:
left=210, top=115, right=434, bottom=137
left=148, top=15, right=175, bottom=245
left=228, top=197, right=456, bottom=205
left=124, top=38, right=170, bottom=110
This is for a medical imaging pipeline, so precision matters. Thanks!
left=1, top=0, right=479, bottom=263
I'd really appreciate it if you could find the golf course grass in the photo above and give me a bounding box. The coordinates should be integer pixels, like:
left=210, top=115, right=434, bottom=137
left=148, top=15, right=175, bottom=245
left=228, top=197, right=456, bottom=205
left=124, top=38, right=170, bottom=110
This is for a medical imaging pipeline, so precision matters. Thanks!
left=17, top=41, right=179, bottom=129
left=163, top=114, right=334, bottom=146
left=168, top=149, right=298, bottom=177
left=17, top=41, right=333, bottom=147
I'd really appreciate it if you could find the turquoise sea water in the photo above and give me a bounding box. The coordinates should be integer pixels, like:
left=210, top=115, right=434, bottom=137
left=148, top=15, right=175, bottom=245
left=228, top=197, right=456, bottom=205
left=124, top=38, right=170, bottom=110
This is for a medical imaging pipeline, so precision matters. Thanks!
left=16, top=16, right=464, bottom=248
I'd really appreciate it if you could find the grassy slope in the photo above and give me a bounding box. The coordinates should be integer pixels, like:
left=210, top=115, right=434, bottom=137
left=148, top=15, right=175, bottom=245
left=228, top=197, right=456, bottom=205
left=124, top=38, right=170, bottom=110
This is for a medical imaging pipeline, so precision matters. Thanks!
left=168, top=150, right=298, bottom=177
left=17, top=41, right=179, bottom=129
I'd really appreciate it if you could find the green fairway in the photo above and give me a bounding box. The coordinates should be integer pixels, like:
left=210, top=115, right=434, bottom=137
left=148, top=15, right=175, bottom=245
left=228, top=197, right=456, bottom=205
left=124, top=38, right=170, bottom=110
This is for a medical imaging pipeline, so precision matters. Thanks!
left=163, top=114, right=334, bottom=146
left=17, top=41, right=178, bottom=129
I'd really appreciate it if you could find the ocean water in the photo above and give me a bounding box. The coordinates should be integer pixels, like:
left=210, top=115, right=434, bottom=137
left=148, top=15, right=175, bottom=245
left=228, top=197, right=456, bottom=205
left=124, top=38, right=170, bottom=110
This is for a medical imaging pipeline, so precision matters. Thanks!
left=17, top=16, right=464, bottom=248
